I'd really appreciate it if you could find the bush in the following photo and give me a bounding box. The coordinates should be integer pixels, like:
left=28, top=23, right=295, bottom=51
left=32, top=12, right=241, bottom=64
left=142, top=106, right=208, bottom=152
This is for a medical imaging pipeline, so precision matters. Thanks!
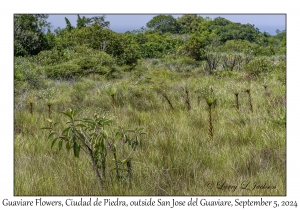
left=243, top=57, right=274, bottom=77
left=14, top=57, right=43, bottom=88
left=137, top=33, right=182, bottom=59
left=35, top=45, right=115, bottom=67
left=34, top=47, right=66, bottom=66
left=44, top=62, right=82, bottom=79
left=105, top=65, right=126, bottom=79
left=38, top=48, right=117, bottom=79
left=94, top=66, right=110, bottom=75
left=273, top=61, right=286, bottom=84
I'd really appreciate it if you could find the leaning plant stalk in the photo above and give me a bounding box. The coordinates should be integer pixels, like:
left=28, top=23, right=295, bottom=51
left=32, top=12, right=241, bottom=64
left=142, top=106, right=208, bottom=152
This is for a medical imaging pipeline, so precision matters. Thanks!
left=87, top=143, right=105, bottom=189
left=245, top=89, right=253, bottom=112
left=185, top=88, right=191, bottom=111
left=48, top=104, right=52, bottom=118
left=29, top=102, right=33, bottom=115
left=71, top=124, right=105, bottom=189
left=162, top=92, right=174, bottom=110
left=111, top=94, right=116, bottom=107
left=234, top=92, right=239, bottom=110
left=126, top=160, right=132, bottom=185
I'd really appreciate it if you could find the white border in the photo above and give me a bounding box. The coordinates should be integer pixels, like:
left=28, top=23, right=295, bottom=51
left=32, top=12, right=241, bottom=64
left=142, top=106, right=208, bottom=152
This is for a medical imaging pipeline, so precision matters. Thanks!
left=1, top=1, right=298, bottom=209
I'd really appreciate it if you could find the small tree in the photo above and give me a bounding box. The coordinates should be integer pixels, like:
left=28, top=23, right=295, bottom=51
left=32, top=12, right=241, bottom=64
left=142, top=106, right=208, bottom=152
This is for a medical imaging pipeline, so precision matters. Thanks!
left=177, top=14, right=204, bottom=34
left=42, top=109, right=145, bottom=190
left=146, top=15, right=181, bottom=34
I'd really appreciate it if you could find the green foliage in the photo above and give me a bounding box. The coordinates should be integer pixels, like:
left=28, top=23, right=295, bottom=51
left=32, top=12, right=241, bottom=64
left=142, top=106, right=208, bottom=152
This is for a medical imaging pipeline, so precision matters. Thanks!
left=43, top=61, right=82, bottom=79
left=243, top=57, right=275, bottom=77
left=65, top=17, right=74, bottom=31
left=219, top=52, right=243, bottom=71
left=14, top=67, right=286, bottom=195
left=107, top=33, right=141, bottom=65
left=146, top=15, right=181, bottom=34
left=201, top=86, right=217, bottom=106
left=274, top=30, right=286, bottom=54
left=218, top=40, right=255, bottom=54
left=55, top=24, right=140, bottom=66
left=42, top=109, right=145, bottom=188
left=34, top=47, right=66, bottom=66
left=238, top=42, right=276, bottom=57
left=35, top=45, right=116, bottom=79
left=272, top=108, right=286, bottom=127
left=14, top=57, right=43, bottom=88
left=42, top=51, right=115, bottom=79
left=73, top=51, right=115, bottom=69
left=76, top=15, right=87, bottom=29
left=137, top=32, right=183, bottom=58
left=207, top=17, right=261, bottom=44
left=14, top=15, right=286, bottom=196
left=177, top=14, right=205, bottom=34
left=272, top=61, right=286, bottom=84
left=44, top=29, right=56, bottom=49
left=178, top=31, right=218, bottom=60
left=14, top=14, right=51, bottom=56
left=76, top=14, right=110, bottom=29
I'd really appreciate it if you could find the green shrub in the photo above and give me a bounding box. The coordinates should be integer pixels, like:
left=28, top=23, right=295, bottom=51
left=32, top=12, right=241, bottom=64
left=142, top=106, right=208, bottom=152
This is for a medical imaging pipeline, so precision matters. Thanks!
left=44, top=62, right=81, bottom=79
left=73, top=57, right=95, bottom=70
left=14, top=57, right=43, bottom=88
left=243, top=57, right=274, bottom=77
left=106, top=65, right=125, bottom=79
left=34, top=47, right=67, bottom=66
left=93, top=51, right=115, bottom=66
left=42, top=109, right=145, bottom=189
left=39, top=48, right=117, bottom=79
left=72, top=51, right=114, bottom=73
left=94, top=66, right=110, bottom=75
left=273, top=61, right=286, bottom=84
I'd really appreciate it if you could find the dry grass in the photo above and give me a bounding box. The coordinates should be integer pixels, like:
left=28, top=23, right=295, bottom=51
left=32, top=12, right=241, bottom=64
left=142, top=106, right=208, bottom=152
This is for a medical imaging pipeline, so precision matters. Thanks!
left=14, top=69, right=286, bottom=196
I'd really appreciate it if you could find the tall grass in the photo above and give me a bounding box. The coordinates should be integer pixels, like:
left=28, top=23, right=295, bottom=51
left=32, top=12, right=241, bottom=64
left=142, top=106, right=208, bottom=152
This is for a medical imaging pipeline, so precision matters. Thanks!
left=14, top=66, right=286, bottom=196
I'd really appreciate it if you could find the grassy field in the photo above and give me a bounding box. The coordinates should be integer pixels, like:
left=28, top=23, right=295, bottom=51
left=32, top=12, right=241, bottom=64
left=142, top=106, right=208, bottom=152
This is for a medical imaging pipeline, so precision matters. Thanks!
left=14, top=62, right=286, bottom=196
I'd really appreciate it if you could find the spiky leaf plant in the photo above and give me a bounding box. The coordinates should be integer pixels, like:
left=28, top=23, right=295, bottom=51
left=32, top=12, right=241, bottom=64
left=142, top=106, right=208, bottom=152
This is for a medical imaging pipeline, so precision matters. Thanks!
left=201, top=86, right=217, bottom=140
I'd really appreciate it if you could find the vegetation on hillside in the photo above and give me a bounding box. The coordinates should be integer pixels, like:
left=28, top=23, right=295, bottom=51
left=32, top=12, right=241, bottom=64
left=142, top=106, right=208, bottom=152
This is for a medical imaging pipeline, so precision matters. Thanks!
left=14, top=14, right=286, bottom=196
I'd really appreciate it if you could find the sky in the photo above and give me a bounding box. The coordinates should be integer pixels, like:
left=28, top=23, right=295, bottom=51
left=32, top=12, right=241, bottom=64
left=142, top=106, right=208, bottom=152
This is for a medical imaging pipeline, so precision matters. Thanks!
left=47, top=14, right=286, bottom=35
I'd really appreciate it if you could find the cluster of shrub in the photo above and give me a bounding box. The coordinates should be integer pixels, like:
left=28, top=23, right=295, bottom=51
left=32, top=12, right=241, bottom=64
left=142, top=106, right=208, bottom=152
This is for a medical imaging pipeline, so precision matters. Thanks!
left=14, top=14, right=286, bottom=87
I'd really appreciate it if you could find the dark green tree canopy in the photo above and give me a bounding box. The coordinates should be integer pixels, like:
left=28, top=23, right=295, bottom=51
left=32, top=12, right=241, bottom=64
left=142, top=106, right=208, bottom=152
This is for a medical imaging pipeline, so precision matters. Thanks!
left=177, top=14, right=205, bottom=33
left=146, top=15, right=181, bottom=34
left=14, top=14, right=50, bottom=32
left=206, top=17, right=262, bottom=43
left=14, top=14, right=52, bottom=56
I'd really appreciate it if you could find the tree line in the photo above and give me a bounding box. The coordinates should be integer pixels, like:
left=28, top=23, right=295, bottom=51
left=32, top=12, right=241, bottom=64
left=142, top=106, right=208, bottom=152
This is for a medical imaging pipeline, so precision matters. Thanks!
left=14, top=14, right=286, bottom=82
